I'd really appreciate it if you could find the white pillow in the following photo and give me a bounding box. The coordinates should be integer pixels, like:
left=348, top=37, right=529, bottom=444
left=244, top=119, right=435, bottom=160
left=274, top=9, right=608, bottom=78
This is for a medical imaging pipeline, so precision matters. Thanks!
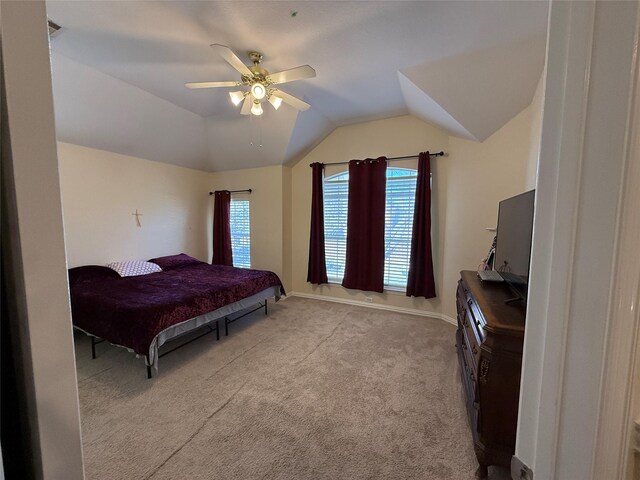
left=106, top=260, right=162, bottom=277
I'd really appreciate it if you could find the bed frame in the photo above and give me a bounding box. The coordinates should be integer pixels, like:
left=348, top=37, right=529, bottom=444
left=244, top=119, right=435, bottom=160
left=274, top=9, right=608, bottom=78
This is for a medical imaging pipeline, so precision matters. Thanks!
left=88, top=296, right=271, bottom=379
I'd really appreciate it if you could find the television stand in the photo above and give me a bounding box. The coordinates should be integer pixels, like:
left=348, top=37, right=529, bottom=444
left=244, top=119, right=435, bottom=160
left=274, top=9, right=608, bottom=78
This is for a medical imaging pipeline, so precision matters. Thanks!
left=455, top=271, right=525, bottom=477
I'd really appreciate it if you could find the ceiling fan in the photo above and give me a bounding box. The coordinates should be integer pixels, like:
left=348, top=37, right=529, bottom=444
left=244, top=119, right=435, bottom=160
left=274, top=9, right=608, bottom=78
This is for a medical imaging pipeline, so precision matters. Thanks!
left=186, top=44, right=316, bottom=116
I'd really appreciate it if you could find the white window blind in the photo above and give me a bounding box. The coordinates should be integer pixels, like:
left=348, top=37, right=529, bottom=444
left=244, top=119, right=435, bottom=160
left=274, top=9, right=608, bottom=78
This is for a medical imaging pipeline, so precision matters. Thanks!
left=323, top=172, right=349, bottom=282
left=384, top=168, right=418, bottom=289
left=323, top=167, right=418, bottom=289
left=230, top=199, right=251, bottom=268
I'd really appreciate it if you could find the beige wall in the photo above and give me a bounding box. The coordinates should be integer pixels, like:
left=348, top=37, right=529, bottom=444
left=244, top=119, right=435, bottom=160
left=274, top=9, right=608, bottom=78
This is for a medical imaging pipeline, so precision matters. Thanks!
left=208, top=165, right=287, bottom=288
left=441, top=108, right=534, bottom=318
left=282, top=166, right=293, bottom=290
left=290, top=112, right=534, bottom=319
left=58, top=143, right=293, bottom=292
left=526, top=72, right=546, bottom=189
left=58, top=142, right=212, bottom=267
left=59, top=109, right=539, bottom=319
left=291, top=115, right=451, bottom=315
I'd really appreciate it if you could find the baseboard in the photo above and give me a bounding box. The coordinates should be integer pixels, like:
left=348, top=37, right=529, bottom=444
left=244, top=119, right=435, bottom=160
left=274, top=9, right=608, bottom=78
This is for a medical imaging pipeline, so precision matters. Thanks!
left=288, top=291, right=457, bottom=326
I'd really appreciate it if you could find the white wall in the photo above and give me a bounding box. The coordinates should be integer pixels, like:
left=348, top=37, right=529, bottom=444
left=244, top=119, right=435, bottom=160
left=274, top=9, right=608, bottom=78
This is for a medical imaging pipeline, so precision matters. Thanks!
left=1, top=1, right=84, bottom=477
left=51, top=54, right=209, bottom=171
left=515, top=2, right=640, bottom=478
left=58, top=143, right=212, bottom=267
left=205, top=106, right=300, bottom=171
left=50, top=52, right=333, bottom=174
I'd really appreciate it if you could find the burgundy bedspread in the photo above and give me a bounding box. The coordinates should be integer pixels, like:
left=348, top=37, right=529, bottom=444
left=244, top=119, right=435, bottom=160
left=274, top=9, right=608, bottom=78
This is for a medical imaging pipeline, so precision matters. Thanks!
left=69, top=261, right=284, bottom=356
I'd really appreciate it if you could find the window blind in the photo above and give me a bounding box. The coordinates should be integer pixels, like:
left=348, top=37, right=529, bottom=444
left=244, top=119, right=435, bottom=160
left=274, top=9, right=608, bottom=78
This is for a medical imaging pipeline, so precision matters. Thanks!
left=323, top=172, right=349, bottom=282
left=384, top=169, right=418, bottom=289
left=230, top=199, right=251, bottom=268
left=323, top=168, right=418, bottom=289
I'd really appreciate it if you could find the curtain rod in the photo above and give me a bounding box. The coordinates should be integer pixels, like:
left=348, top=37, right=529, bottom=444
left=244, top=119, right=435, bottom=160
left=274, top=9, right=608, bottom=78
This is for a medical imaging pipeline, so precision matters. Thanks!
left=208, top=189, right=252, bottom=195
left=311, top=151, right=445, bottom=167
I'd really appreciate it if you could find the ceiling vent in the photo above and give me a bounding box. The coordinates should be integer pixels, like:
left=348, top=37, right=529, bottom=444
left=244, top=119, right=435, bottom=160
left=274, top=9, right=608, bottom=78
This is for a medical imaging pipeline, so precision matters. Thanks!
left=48, top=19, right=62, bottom=37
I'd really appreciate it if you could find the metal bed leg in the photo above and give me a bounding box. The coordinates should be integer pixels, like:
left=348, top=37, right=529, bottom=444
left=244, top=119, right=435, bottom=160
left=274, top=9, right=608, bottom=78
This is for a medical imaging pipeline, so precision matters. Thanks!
left=206, top=322, right=220, bottom=341
left=146, top=357, right=152, bottom=379
left=224, top=301, right=270, bottom=337
left=90, top=336, right=106, bottom=359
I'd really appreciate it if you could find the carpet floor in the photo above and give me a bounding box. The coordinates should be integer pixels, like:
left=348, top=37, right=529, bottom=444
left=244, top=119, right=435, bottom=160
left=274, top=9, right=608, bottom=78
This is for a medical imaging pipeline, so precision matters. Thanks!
left=75, top=297, right=510, bottom=480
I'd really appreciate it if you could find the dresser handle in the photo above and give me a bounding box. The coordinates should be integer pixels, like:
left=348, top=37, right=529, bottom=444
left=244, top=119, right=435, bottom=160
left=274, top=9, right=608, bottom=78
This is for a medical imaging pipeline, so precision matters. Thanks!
left=479, top=359, right=490, bottom=385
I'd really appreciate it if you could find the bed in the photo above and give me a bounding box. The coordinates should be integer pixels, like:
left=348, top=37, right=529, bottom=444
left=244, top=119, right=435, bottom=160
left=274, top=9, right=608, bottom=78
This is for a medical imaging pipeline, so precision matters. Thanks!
left=68, top=254, right=285, bottom=377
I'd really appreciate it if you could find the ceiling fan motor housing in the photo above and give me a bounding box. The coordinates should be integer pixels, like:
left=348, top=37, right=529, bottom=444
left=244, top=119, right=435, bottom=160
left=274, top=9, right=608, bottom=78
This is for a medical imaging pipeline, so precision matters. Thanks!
left=248, top=51, right=263, bottom=64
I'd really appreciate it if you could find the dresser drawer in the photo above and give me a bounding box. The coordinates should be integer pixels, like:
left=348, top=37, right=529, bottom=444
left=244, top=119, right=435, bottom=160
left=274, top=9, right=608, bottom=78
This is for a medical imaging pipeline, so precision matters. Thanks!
left=462, top=317, right=481, bottom=370
left=456, top=281, right=468, bottom=315
left=457, top=328, right=479, bottom=402
left=458, top=279, right=486, bottom=343
left=466, top=297, right=486, bottom=343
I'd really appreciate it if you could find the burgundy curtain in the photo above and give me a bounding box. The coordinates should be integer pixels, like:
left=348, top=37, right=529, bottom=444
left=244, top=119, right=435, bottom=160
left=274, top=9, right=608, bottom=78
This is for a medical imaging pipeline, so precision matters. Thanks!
left=307, top=162, right=328, bottom=284
left=342, top=157, right=387, bottom=293
left=406, top=152, right=436, bottom=298
left=212, top=190, right=233, bottom=266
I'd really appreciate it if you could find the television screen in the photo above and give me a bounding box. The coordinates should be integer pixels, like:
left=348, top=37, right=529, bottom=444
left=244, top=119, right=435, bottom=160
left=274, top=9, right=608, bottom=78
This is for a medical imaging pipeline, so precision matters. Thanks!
left=494, top=190, right=535, bottom=301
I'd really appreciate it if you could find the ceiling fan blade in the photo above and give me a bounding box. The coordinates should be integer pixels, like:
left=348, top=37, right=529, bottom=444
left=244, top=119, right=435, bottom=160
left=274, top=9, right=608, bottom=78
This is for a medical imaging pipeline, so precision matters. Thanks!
left=240, top=94, right=253, bottom=115
left=210, top=44, right=252, bottom=76
left=185, top=81, right=240, bottom=89
left=273, top=90, right=310, bottom=111
left=266, top=65, right=316, bottom=85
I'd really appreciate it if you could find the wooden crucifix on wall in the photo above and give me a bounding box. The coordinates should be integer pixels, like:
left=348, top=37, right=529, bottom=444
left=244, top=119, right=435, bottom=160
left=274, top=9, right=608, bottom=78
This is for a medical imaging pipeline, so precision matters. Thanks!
left=132, top=209, right=143, bottom=227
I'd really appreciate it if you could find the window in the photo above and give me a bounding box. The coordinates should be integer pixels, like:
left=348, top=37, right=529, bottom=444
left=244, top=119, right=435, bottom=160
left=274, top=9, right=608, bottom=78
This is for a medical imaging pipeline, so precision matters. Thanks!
left=230, top=199, right=250, bottom=268
left=323, top=167, right=418, bottom=289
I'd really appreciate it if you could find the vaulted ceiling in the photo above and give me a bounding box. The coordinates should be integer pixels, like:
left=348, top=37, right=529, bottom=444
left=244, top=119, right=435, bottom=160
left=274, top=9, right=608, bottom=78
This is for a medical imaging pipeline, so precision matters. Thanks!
left=46, top=1, right=548, bottom=172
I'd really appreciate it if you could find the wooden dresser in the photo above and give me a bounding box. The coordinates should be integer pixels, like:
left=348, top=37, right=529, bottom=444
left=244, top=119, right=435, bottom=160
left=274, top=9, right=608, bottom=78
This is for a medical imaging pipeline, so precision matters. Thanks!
left=455, top=270, right=525, bottom=478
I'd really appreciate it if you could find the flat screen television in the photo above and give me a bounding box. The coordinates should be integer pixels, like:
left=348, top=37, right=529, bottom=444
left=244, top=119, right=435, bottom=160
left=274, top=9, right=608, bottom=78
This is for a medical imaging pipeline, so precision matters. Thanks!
left=494, top=190, right=535, bottom=303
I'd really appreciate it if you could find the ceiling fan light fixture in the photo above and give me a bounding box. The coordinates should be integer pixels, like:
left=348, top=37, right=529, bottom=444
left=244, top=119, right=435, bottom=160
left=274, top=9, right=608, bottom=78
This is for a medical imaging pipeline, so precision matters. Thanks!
left=251, top=100, right=263, bottom=116
left=250, top=82, right=267, bottom=100
left=229, top=90, right=245, bottom=106
left=268, top=94, right=283, bottom=110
